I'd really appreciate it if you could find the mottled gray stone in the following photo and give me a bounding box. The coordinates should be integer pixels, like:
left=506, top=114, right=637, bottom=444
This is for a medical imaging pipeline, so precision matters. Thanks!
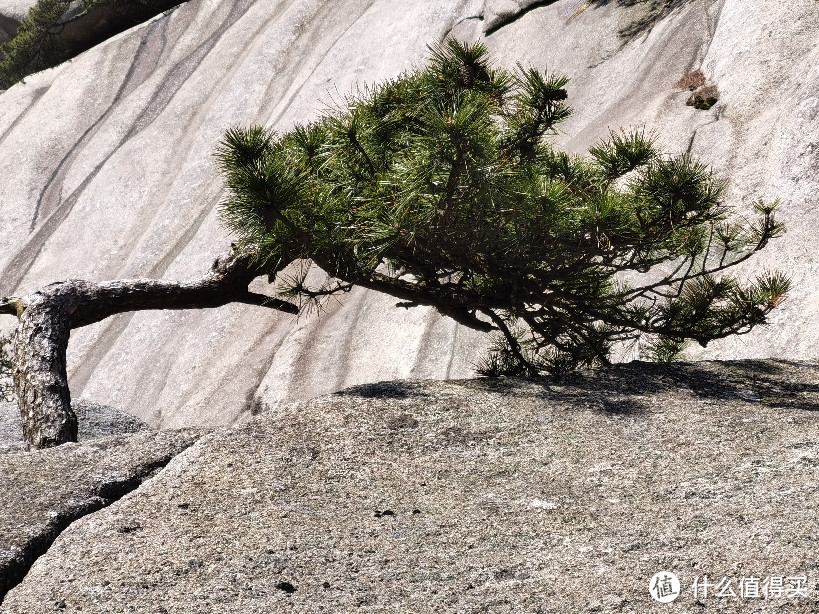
left=0, top=428, right=202, bottom=603
left=0, top=403, right=23, bottom=453
left=2, top=361, right=818, bottom=612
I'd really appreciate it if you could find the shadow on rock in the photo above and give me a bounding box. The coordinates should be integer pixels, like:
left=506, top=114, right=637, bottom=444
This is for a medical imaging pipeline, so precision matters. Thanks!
left=451, top=360, right=819, bottom=413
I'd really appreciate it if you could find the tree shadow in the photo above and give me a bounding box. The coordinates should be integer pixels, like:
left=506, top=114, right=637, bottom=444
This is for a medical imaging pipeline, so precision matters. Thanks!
left=332, top=361, right=819, bottom=416
left=334, top=381, right=432, bottom=400
left=586, top=0, right=696, bottom=40
left=461, top=360, right=819, bottom=413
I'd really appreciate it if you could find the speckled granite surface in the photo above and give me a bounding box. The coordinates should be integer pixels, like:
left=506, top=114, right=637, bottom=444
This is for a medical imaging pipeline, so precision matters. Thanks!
left=3, top=361, right=818, bottom=612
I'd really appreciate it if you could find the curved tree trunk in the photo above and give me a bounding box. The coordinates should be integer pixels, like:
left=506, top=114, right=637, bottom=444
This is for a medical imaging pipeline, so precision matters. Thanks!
left=0, top=248, right=297, bottom=449
left=12, top=294, right=76, bottom=448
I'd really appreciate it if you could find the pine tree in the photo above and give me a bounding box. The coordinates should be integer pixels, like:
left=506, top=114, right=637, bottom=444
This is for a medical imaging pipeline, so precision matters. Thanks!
left=0, top=40, right=791, bottom=449
left=217, top=40, right=789, bottom=375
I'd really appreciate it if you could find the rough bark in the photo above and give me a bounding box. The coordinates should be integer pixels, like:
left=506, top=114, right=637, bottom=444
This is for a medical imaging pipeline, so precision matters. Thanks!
left=0, top=248, right=297, bottom=449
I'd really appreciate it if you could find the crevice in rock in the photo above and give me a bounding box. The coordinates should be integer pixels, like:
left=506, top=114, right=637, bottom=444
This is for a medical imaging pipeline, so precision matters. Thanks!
left=569, top=0, right=698, bottom=43
left=0, top=440, right=198, bottom=605
left=698, top=0, right=726, bottom=66
left=441, top=14, right=484, bottom=41
left=685, top=104, right=723, bottom=155
left=484, top=1, right=558, bottom=36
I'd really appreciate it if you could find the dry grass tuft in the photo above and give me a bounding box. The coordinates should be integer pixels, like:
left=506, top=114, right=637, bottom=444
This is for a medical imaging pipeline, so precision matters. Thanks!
left=675, top=69, right=706, bottom=91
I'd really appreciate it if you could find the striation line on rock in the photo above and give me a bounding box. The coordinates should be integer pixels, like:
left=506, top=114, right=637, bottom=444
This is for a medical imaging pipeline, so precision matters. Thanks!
left=699, top=0, right=727, bottom=68
left=68, top=190, right=221, bottom=402
left=262, top=0, right=377, bottom=129
left=0, top=0, right=256, bottom=296
left=0, top=17, right=171, bottom=296
left=484, top=0, right=558, bottom=36
left=28, top=17, right=170, bottom=231
left=0, top=87, right=49, bottom=151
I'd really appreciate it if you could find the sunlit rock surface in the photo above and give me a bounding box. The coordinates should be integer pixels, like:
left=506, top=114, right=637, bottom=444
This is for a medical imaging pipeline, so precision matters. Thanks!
left=3, top=362, right=819, bottom=612
left=0, top=0, right=817, bottom=428
left=0, top=0, right=34, bottom=22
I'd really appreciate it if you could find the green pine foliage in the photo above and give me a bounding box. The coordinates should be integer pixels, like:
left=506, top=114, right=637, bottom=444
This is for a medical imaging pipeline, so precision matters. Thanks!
left=0, top=0, right=72, bottom=88
left=217, top=41, right=789, bottom=376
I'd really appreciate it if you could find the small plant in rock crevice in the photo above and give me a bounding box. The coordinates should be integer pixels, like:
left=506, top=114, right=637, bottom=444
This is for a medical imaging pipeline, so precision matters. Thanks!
left=675, top=69, right=720, bottom=111
left=687, top=84, right=720, bottom=111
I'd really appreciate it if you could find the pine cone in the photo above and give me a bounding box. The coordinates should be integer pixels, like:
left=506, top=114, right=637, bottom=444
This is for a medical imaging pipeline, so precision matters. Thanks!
left=458, top=64, right=490, bottom=87
left=543, top=88, right=568, bottom=102
left=458, top=64, right=476, bottom=87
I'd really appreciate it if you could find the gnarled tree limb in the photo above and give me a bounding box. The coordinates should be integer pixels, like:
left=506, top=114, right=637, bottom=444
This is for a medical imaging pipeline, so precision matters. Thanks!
left=1, top=247, right=297, bottom=450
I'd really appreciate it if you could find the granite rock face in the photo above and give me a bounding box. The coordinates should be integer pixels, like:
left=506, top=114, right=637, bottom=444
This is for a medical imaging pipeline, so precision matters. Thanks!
left=2, top=361, right=818, bottom=612
left=0, top=427, right=201, bottom=602
left=0, top=0, right=817, bottom=429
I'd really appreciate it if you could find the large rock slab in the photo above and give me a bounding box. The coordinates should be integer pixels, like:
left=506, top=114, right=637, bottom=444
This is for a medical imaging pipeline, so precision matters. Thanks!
left=0, top=428, right=202, bottom=602
left=0, top=0, right=817, bottom=430
left=2, top=361, right=818, bottom=612
left=0, top=399, right=151, bottom=452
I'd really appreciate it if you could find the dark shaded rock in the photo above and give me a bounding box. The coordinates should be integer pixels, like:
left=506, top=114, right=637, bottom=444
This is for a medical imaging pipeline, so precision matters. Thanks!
left=0, top=13, right=18, bottom=44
